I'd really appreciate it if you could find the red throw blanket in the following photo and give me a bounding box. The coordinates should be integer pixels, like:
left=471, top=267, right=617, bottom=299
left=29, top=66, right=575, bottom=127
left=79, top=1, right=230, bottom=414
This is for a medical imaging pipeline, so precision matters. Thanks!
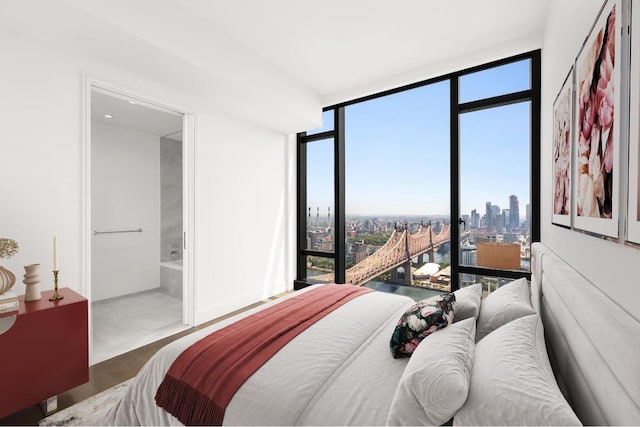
left=155, top=284, right=373, bottom=426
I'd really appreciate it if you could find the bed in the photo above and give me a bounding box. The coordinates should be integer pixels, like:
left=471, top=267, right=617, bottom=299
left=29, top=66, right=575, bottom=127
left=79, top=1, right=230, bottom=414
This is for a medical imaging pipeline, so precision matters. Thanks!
left=95, top=242, right=639, bottom=426
left=99, top=287, right=424, bottom=425
left=532, top=243, right=640, bottom=425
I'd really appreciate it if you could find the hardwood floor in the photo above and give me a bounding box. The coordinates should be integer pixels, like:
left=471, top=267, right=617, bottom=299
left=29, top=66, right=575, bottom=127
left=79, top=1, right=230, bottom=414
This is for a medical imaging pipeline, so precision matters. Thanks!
left=0, top=295, right=285, bottom=426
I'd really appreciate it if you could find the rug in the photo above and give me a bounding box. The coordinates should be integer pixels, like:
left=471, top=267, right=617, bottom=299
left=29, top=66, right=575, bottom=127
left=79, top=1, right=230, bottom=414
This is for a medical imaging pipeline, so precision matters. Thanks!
left=38, top=379, right=132, bottom=426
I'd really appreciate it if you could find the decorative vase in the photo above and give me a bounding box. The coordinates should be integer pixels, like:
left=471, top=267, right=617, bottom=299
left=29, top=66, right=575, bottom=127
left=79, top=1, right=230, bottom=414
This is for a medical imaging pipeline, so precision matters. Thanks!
left=0, top=266, right=16, bottom=295
left=23, top=264, right=41, bottom=301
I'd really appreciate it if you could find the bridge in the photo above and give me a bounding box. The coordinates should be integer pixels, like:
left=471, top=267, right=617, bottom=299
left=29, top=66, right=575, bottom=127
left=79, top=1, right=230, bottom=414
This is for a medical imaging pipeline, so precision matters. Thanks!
left=313, top=223, right=452, bottom=286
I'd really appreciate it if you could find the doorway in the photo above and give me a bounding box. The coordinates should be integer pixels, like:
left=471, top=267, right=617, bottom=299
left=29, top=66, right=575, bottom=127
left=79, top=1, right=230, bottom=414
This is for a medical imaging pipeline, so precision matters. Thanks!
left=86, top=84, right=193, bottom=364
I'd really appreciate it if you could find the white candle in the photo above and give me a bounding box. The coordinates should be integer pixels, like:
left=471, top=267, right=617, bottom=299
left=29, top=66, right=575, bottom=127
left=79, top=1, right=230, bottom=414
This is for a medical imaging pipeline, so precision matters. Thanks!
left=53, top=236, right=58, bottom=271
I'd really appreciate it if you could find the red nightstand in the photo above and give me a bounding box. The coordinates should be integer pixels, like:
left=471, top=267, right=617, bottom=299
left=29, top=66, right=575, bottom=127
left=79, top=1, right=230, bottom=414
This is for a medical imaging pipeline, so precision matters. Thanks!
left=0, top=288, right=88, bottom=418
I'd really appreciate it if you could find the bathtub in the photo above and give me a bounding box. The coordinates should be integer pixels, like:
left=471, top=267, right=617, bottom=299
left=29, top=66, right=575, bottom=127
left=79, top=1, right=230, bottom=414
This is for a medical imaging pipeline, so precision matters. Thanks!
left=160, top=259, right=182, bottom=298
left=160, top=259, right=183, bottom=271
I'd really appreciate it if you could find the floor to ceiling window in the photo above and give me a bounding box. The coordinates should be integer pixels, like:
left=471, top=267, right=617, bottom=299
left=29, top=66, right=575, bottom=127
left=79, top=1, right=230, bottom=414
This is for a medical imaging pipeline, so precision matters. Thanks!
left=298, top=110, right=340, bottom=283
left=296, top=51, right=540, bottom=298
left=457, top=58, right=537, bottom=294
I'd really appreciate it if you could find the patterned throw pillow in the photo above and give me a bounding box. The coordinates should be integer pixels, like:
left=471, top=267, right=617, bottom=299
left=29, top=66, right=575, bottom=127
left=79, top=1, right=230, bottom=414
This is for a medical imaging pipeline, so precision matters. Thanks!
left=390, top=292, right=455, bottom=358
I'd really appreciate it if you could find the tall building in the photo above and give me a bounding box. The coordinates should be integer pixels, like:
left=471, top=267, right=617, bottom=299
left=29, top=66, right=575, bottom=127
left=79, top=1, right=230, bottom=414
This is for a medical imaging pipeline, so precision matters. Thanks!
left=353, top=241, right=367, bottom=264
left=461, top=244, right=477, bottom=266
left=497, top=209, right=506, bottom=231
left=485, top=202, right=493, bottom=230
left=509, top=195, right=520, bottom=230
left=487, top=203, right=500, bottom=230
left=526, top=203, right=531, bottom=234
left=487, top=205, right=503, bottom=230
left=461, top=214, right=470, bottom=230
left=470, top=209, right=479, bottom=229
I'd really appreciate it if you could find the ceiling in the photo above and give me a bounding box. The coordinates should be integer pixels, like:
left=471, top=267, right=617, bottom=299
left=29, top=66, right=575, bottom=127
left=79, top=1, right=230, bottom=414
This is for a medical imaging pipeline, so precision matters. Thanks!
left=1, top=0, right=552, bottom=131
left=91, top=90, right=183, bottom=140
left=183, top=0, right=552, bottom=101
left=66, top=0, right=551, bottom=104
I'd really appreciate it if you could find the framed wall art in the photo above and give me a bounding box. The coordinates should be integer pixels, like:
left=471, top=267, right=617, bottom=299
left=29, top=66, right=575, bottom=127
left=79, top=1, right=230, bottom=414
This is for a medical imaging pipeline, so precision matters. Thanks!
left=628, top=0, right=640, bottom=244
left=552, top=68, right=573, bottom=228
left=572, top=0, right=621, bottom=238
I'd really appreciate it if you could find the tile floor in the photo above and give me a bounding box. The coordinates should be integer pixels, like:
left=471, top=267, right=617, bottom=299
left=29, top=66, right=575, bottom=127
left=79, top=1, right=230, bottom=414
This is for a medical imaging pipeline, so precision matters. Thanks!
left=91, top=288, right=188, bottom=365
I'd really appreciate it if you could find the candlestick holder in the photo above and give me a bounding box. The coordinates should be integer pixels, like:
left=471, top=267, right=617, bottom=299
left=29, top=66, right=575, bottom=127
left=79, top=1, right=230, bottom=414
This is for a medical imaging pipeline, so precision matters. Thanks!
left=49, top=270, right=64, bottom=301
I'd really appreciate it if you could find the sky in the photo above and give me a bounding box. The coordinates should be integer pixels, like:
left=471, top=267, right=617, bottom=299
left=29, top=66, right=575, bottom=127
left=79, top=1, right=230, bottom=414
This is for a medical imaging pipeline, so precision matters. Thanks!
left=306, top=59, right=531, bottom=219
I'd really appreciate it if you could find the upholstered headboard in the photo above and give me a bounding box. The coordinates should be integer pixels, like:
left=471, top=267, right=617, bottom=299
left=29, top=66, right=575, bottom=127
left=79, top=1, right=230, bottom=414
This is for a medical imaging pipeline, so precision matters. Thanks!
left=531, top=243, right=640, bottom=425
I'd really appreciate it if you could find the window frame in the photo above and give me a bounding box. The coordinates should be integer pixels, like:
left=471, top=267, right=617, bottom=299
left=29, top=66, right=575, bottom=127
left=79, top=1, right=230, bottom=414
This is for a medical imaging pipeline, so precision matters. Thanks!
left=295, top=109, right=346, bottom=288
left=296, top=50, right=541, bottom=291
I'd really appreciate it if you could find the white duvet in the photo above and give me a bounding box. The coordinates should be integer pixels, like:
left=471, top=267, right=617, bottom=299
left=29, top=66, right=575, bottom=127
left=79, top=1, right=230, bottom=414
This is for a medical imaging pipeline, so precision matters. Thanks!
left=97, top=286, right=414, bottom=426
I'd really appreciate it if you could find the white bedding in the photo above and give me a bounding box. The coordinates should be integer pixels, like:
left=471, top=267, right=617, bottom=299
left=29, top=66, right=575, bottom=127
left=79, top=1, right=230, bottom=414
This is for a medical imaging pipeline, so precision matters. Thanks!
left=97, top=286, right=415, bottom=426
left=97, top=278, right=583, bottom=426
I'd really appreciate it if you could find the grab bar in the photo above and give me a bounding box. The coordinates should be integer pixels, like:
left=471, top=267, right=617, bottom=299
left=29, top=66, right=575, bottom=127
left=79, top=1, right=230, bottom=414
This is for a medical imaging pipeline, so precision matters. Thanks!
left=94, top=228, right=143, bottom=235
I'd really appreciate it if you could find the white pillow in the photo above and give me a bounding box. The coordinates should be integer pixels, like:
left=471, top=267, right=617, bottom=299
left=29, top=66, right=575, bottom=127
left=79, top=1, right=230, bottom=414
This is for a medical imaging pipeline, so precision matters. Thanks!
left=454, top=314, right=581, bottom=426
left=475, top=277, right=534, bottom=342
left=453, top=283, right=482, bottom=322
left=386, top=317, right=475, bottom=426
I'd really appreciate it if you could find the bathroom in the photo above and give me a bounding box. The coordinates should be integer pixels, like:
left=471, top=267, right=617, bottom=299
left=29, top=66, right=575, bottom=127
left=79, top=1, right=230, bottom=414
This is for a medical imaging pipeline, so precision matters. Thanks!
left=90, top=87, right=188, bottom=364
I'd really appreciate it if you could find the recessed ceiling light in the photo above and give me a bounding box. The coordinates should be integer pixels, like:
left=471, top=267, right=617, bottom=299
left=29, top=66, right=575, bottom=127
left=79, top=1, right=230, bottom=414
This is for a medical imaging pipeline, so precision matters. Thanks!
left=104, top=114, right=113, bottom=119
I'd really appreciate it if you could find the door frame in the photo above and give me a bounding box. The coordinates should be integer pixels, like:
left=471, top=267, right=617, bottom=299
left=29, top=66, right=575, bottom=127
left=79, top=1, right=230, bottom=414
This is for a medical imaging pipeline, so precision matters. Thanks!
left=81, top=75, right=197, bottom=363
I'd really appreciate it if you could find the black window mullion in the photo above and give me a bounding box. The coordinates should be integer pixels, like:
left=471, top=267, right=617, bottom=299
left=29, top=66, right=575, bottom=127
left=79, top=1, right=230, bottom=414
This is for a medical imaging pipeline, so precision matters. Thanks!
left=301, top=249, right=336, bottom=258
left=458, top=89, right=532, bottom=114
left=296, top=132, right=308, bottom=286
left=304, top=130, right=335, bottom=142
left=334, top=107, right=346, bottom=283
left=458, top=265, right=532, bottom=281
left=531, top=50, right=542, bottom=243
left=450, top=76, right=460, bottom=292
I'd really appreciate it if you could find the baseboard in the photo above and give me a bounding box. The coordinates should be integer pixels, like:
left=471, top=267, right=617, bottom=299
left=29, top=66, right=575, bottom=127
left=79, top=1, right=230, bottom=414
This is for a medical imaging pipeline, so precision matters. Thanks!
left=194, top=290, right=266, bottom=326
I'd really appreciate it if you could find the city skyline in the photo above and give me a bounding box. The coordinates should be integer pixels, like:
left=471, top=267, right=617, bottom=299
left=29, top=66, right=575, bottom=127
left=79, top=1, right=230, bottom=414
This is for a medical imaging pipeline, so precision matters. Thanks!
left=306, top=194, right=530, bottom=224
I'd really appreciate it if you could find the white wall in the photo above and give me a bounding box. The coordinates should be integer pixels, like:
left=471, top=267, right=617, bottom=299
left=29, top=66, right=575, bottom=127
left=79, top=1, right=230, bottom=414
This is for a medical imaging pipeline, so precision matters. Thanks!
left=91, top=122, right=160, bottom=301
left=0, top=22, right=304, bottom=324
left=194, top=115, right=293, bottom=323
left=541, top=0, right=640, bottom=320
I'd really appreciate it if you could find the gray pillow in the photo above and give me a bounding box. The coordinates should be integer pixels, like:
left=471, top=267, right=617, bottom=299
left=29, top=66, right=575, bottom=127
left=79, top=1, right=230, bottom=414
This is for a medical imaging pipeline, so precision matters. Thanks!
left=475, top=277, right=534, bottom=342
left=453, top=283, right=482, bottom=322
left=454, top=314, right=581, bottom=426
left=387, top=318, right=476, bottom=426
